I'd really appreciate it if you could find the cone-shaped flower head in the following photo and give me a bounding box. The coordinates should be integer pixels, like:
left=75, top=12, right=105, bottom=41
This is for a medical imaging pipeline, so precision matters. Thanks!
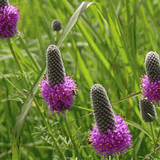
left=89, top=84, right=132, bottom=157
left=0, top=0, right=9, bottom=7
left=40, top=45, right=77, bottom=115
left=46, top=45, right=65, bottom=87
left=141, top=51, right=160, bottom=105
left=145, top=51, right=160, bottom=83
left=0, top=5, right=20, bottom=39
left=90, top=84, right=115, bottom=133
left=139, top=96, right=157, bottom=122
left=51, top=19, right=62, bottom=31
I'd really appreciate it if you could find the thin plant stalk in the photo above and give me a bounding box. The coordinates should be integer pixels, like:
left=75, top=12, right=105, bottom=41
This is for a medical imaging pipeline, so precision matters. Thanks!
left=34, top=99, right=66, bottom=160
left=19, top=37, right=41, bottom=72
left=150, top=122, right=156, bottom=158
left=154, top=129, right=160, bottom=159
left=114, top=153, right=119, bottom=160
left=7, top=38, right=30, bottom=87
left=111, top=91, right=142, bottom=105
left=63, top=113, right=81, bottom=159
left=0, top=72, right=25, bottom=98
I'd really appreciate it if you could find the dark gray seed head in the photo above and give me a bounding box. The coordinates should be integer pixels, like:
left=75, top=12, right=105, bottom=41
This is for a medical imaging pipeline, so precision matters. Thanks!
left=0, top=0, right=9, bottom=7
left=139, top=96, right=157, bottom=122
left=46, top=45, right=65, bottom=87
left=51, top=19, right=62, bottom=31
left=90, top=84, right=115, bottom=134
left=145, top=51, right=160, bottom=83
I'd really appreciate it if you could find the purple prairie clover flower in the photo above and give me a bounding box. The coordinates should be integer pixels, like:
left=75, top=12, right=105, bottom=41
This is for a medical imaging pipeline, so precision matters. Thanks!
left=40, top=45, right=77, bottom=115
left=89, top=115, right=132, bottom=158
left=0, top=5, right=20, bottom=40
left=89, top=84, right=132, bottom=157
left=141, top=51, right=160, bottom=105
left=90, top=84, right=115, bottom=134
left=40, top=75, right=77, bottom=115
left=141, top=75, right=160, bottom=105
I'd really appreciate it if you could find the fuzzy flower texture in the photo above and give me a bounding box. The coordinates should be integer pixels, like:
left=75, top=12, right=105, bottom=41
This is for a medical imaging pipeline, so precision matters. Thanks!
left=141, top=51, right=160, bottom=105
left=0, top=4, right=20, bottom=39
left=40, top=45, right=77, bottom=114
left=89, top=84, right=132, bottom=157
left=90, top=115, right=132, bottom=157
left=40, top=76, right=77, bottom=113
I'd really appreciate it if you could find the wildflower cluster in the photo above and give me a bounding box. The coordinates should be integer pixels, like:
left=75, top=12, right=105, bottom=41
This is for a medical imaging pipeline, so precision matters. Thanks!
left=40, top=45, right=77, bottom=115
left=90, top=115, right=132, bottom=157
left=89, top=84, right=132, bottom=157
left=40, top=75, right=77, bottom=114
left=39, top=18, right=133, bottom=158
left=141, top=51, right=160, bottom=105
left=0, top=0, right=20, bottom=39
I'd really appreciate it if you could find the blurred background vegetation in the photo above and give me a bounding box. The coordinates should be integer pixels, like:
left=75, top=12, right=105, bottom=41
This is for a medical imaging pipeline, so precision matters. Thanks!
left=0, top=0, right=160, bottom=159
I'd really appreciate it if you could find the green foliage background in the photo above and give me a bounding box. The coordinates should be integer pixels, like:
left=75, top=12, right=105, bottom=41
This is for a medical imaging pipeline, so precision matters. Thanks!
left=0, top=0, right=160, bottom=159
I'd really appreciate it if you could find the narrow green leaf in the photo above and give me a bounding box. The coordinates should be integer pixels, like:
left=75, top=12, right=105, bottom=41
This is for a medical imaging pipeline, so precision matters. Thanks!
left=57, top=2, right=94, bottom=48
left=126, top=119, right=151, bottom=138
left=77, top=50, right=94, bottom=87
left=18, top=37, right=41, bottom=72
left=77, top=21, right=125, bottom=93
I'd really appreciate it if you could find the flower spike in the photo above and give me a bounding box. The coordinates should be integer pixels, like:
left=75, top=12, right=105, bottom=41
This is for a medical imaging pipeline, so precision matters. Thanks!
left=89, top=84, right=132, bottom=157
left=51, top=19, right=62, bottom=31
left=145, top=51, right=160, bottom=83
left=40, top=45, right=77, bottom=115
left=0, top=3, right=20, bottom=39
left=0, top=0, right=9, bottom=7
left=46, top=45, right=65, bottom=87
left=141, top=51, right=160, bottom=105
left=139, top=96, right=157, bottom=122
left=90, top=84, right=115, bottom=134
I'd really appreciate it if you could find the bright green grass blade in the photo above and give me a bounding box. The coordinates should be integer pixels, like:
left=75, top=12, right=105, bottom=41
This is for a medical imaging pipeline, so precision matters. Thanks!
left=134, top=132, right=144, bottom=159
left=77, top=50, right=94, bottom=87
left=97, top=2, right=139, bottom=89
left=72, top=106, right=93, bottom=112
left=61, top=1, right=126, bottom=93
left=77, top=20, right=125, bottom=94
left=12, top=43, right=38, bottom=73
left=0, top=72, right=22, bottom=94
left=57, top=2, right=94, bottom=48
left=11, top=2, right=98, bottom=159
left=18, top=37, right=41, bottom=72
left=126, top=119, right=151, bottom=138
left=28, top=0, right=46, bottom=60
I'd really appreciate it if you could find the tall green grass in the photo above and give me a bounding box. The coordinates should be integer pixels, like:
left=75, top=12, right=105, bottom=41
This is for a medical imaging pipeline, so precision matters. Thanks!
left=0, top=0, right=160, bottom=159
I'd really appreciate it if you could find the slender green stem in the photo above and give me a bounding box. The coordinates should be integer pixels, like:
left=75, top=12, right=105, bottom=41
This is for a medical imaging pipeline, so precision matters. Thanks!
left=0, top=72, right=21, bottom=94
left=150, top=122, right=156, bottom=158
left=114, top=153, right=119, bottom=160
left=7, top=38, right=30, bottom=87
left=55, top=31, right=59, bottom=45
left=154, top=129, right=160, bottom=159
left=63, top=114, right=81, bottom=159
left=111, top=91, right=142, bottom=105
left=34, top=99, right=66, bottom=160
left=19, top=37, right=41, bottom=72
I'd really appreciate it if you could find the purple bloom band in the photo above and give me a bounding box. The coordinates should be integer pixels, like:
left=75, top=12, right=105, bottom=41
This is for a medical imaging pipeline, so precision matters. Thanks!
left=141, top=75, right=160, bottom=105
left=89, top=115, right=132, bottom=158
left=40, top=76, right=77, bottom=114
left=0, top=5, right=20, bottom=39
